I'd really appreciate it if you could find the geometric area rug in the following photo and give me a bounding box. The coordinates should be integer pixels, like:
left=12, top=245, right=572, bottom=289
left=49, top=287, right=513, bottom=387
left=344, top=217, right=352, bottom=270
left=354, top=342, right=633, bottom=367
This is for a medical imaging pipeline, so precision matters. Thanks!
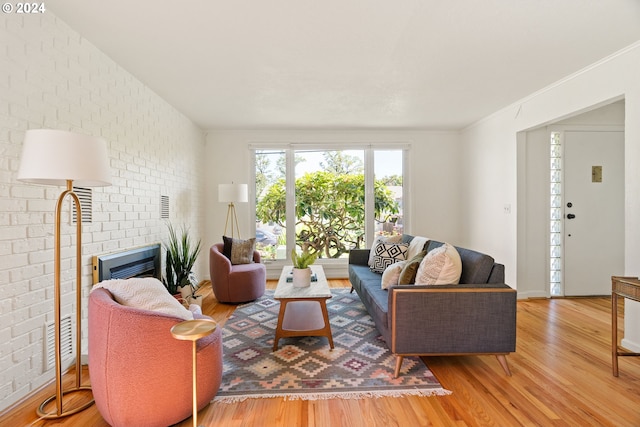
left=213, top=288, right=451, bottom=402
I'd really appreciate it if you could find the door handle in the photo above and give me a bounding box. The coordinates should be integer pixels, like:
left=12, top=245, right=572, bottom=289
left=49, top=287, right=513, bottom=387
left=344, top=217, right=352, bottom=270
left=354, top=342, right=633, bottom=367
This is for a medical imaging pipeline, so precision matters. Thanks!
left=567, top=213, right=576, bottom=219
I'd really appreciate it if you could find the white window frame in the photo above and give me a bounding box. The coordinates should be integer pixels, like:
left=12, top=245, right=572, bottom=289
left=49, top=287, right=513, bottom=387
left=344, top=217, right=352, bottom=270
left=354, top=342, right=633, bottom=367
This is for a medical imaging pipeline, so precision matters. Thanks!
left=249, top=142, right=410, bottom=270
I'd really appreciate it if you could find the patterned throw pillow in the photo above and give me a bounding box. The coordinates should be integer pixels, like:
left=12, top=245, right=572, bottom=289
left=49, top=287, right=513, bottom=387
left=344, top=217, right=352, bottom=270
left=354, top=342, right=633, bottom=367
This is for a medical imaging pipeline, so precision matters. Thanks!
left=229, top=237, right=256, bottom=265
left=415, top=243, right=462, bottom=285
left=368, top=234, right=403, bottom=266
left=370, top=242, right=409, bottom=273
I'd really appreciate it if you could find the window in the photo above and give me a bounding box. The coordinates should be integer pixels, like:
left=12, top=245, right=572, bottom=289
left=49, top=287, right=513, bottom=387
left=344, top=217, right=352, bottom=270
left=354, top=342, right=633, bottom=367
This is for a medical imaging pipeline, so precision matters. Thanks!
left=374, top=150, right=404, bottom=237
left=255, top=149, right=287, bottom=261
left=549, top=132, right=562, bottom=296
left=253, top=145, right=405, bottom=262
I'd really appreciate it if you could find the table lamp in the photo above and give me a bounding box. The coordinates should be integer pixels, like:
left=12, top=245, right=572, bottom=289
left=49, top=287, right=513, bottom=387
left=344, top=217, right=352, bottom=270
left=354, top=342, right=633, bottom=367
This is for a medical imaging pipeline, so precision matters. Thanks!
left=17, top=129, right=111, bottom=418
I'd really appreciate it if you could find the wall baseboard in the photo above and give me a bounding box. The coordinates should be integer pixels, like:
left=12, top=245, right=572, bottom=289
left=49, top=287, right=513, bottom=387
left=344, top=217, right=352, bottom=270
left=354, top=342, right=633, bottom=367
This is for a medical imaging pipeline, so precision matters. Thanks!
left=621, top=338, right=640, bottom=353
left=516, top=290, right=548, bottom=300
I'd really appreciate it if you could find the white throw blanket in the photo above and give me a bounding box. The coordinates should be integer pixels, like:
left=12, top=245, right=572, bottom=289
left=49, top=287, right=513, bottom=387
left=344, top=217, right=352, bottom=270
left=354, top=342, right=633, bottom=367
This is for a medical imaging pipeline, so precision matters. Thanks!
left=407, top=236, right=430, bottom=259
left=92, top=277, right=194, bottom=320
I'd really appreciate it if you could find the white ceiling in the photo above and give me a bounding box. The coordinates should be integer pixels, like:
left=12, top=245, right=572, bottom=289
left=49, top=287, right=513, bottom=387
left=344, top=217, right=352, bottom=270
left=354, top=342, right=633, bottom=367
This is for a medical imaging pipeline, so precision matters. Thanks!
left=49, top=0, right=640, bottom=131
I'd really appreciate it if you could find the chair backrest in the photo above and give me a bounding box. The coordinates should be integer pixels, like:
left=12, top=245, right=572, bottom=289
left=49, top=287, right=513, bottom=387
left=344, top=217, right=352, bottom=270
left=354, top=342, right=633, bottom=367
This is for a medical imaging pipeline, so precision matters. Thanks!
left=88, top=288, right=221, bottom=427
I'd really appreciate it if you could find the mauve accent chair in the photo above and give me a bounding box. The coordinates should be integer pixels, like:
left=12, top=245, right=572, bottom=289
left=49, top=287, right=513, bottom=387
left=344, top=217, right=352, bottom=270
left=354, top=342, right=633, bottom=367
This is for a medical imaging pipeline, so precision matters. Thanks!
left=89, top=288, right=223, bottom=427
left=209, top=243, right=266, bottom=303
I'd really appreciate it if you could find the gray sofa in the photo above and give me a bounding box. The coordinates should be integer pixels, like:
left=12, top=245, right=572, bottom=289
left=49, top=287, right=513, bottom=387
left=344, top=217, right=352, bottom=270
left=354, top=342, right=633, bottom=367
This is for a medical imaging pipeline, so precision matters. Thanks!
left=348, top=236, right=517, bottom=377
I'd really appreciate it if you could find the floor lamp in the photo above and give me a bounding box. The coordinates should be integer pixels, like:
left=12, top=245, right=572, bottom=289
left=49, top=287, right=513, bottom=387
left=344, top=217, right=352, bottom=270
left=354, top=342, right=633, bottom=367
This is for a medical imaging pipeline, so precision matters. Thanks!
left=17, top=129, right=111, bottom=419
left=219, top=183, right=248, bottom=238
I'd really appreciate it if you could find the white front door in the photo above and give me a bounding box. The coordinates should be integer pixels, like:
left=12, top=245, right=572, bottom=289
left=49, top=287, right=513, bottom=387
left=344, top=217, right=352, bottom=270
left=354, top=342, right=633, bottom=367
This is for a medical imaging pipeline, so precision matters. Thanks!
left=563, top=130, right=624, bottom=296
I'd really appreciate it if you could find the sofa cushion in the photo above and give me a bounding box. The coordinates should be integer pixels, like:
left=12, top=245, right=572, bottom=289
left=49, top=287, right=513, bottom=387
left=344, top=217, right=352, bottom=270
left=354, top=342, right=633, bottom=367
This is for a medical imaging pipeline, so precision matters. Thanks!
left=359, top=279, right=391, bottom=331
left=398, top=249, right=428, bottom=285
left=349, top=264, right=379, bottom=294
left=222, top=235, right=233, bottom=259
left=348, top=265, right=390, bottom=335
left=368, top=234, right=403, bottom=266
left=455, top=247, right=496, bottom=284
left=415, top=243, right=462, bottom=285
left=370, top=242, right=409, bottom=273
left=426, top=240, right=495, bottom=284
left=228, top=237, right=256, bottom=265
left=381, top=261, right=407, bottom=290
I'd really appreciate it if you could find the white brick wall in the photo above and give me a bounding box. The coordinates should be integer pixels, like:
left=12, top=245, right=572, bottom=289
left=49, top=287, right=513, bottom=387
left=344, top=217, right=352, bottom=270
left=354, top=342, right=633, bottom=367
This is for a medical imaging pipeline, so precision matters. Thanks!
left=0, top=12, right=206, bottom=411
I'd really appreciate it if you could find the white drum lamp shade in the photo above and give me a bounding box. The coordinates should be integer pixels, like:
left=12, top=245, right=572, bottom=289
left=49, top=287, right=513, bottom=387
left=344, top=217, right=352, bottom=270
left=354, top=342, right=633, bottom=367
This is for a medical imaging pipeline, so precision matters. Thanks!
left=218, top=183, right=248, bottom=203
left=17, top=129, right=111, bottom=186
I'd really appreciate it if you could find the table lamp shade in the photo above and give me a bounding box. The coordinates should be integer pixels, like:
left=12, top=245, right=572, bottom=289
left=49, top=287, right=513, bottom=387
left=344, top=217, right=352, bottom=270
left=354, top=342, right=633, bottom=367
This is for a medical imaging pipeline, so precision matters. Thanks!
left=218, top=183, right=248, bottom=203
left=17, top=129, right=111, bottom=187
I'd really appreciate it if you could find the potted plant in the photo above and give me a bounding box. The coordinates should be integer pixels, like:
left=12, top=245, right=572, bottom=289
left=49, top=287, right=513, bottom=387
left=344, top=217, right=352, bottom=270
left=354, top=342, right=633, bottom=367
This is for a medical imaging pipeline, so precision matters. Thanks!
left=163, top=223, right=202, bottom=305
left=291, top=245, right=318, bottom=288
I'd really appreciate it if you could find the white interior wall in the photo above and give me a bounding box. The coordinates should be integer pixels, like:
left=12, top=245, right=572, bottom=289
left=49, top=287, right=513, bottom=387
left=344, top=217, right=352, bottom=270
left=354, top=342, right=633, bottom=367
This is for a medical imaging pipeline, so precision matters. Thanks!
left=204, top=129, right=463, bottom=277
left=461, top=41, right=640, bottom=347
left=555, top=100, right=625, bottom=126
left=516, top=101, right=625, bottom=299
left=0, top=13, right=206, bottom=411
left=516, top=127, right=550, bottom=298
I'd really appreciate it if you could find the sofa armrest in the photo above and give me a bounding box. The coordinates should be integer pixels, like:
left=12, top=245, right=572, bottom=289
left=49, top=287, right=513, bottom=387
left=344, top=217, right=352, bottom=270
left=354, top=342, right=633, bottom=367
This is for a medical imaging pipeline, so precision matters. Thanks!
left=388, top=284, right=517, bottom=355
left=349, top=249, right=370, bottom=266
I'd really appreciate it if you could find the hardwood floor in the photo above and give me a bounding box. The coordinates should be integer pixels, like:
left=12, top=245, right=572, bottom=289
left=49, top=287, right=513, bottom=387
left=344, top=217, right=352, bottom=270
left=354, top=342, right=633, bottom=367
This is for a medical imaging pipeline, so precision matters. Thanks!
left=3, top=279, right=640, bottom=427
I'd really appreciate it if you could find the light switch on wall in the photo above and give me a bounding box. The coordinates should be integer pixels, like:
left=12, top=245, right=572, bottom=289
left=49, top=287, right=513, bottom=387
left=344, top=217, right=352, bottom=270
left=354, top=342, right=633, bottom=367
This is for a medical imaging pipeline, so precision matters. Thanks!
left=504, top=204, right=511, bottom=214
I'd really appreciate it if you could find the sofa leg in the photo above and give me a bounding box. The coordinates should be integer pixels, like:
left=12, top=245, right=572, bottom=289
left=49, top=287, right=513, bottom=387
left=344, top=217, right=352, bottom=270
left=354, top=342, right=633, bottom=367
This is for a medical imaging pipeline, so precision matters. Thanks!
left=350, top=287, right=354, bottom=293
left=394, top=355, right=404, bottom=378
left=496, top=354, right=512, bottom=376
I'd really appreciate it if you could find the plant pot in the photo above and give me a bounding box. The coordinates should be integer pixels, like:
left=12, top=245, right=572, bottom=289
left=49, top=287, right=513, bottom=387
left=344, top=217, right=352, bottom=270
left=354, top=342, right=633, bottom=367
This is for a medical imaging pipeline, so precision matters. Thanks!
left=292, top=267, right=312, bottom=288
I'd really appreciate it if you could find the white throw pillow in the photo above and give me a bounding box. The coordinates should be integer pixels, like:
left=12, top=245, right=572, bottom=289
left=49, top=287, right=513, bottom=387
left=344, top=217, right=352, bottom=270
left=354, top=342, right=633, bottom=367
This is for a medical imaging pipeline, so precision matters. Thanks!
left=93, top=277, right=194, bottom=320
left=368, top=234, right=403, bottom=266
left=415, top=243, right=462, bottom=285
left=381, top=260, right=407, bottom=290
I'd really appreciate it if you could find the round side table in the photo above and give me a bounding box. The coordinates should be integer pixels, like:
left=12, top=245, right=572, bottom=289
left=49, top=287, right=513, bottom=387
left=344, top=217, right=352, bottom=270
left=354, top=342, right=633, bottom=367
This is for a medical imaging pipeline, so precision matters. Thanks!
left=170, top=319, right=217, bottom=427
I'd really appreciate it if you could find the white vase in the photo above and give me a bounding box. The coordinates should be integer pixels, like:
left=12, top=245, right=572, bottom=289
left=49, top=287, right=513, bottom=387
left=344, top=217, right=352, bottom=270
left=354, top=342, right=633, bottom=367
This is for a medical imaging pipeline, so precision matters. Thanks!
left=292, top=267, right=311, bottom=288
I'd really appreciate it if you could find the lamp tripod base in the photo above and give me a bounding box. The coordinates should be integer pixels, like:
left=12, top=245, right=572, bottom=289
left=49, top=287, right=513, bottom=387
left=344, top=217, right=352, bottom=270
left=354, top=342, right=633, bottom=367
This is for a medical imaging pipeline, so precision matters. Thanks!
left=223, top=202, right=241, bottom=238
left=36, top=386, right=94, bottom=419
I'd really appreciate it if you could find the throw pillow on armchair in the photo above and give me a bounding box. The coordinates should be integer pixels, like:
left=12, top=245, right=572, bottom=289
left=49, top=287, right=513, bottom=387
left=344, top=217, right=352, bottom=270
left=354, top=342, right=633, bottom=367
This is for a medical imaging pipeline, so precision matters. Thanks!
left=222, top=236, right=256, bottom=264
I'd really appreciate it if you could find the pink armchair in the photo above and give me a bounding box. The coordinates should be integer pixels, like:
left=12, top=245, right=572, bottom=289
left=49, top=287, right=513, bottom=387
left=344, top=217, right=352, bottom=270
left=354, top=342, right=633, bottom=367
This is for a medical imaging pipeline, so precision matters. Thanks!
left=209, top=243, right=266, bottom=303
left=88, top=288, right=223, bottom=427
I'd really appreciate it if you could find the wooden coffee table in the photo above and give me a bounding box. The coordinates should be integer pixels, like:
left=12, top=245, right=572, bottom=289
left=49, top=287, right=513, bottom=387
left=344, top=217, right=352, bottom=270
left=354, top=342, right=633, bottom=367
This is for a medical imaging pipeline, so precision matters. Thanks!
left=273, top=265, right=334, bottom=351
